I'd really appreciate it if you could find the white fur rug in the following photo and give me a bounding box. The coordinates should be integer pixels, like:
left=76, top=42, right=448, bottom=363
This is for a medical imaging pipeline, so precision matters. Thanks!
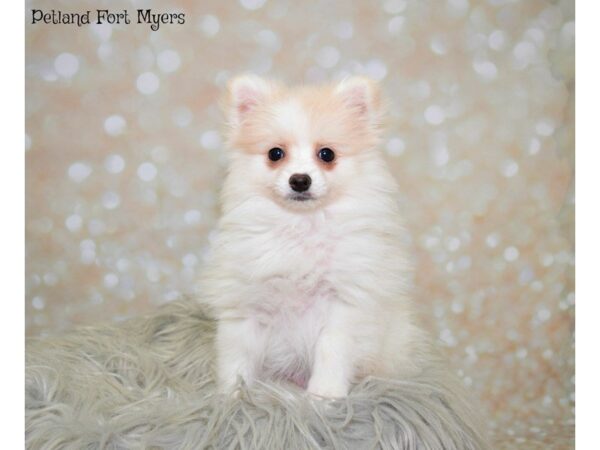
left=26, top=300, right=488, bottom=449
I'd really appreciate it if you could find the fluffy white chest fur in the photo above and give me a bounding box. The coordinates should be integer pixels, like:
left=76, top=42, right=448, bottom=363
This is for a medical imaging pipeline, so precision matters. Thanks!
left=199, top=75, right=430, bottom=398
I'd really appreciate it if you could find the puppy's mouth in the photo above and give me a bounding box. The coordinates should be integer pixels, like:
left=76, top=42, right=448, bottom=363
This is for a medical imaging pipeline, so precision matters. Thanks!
left=288, top=192, right=315, bottom=202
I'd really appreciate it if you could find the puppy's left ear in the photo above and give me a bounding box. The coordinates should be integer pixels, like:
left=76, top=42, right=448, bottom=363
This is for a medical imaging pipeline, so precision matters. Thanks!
left=334, top=76, right=383, bottom=125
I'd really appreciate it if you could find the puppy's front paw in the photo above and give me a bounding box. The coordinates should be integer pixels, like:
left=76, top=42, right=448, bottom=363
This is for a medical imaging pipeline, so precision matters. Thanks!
left=307, top=376, right=348, bottom=399
left=217, top=379, right=239, bottom=396
left=217, top=372, right=251, bottom=397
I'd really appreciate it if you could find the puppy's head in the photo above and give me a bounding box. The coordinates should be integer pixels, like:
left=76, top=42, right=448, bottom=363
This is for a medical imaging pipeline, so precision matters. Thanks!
left=223, top=74, right=384, bottom=210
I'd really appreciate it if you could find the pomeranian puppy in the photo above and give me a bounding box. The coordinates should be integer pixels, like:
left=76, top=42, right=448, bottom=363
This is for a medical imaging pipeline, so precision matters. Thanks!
left=200, top=74, right=431, bottom=398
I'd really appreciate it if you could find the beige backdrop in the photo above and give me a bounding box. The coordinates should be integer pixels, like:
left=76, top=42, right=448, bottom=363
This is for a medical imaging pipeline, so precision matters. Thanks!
left=25, top=0, right=574, bottom=447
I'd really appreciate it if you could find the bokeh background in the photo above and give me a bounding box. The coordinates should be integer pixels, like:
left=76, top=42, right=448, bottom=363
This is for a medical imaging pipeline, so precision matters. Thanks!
left=25, top=0, right=574, bottom=447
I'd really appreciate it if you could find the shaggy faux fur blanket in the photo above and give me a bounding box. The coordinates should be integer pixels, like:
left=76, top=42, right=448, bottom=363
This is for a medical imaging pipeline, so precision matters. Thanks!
left=25, top=300, right=488, bottom=449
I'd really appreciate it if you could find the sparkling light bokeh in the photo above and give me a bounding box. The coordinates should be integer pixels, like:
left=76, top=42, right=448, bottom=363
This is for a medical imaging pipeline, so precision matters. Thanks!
left=26, top=0, right=574, bottom=447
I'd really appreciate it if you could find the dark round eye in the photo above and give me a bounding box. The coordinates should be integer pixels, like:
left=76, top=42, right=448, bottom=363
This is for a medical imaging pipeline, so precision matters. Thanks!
left=268, top=147, right=285, bottom=162
left=318, top=147, right=335, bottom=163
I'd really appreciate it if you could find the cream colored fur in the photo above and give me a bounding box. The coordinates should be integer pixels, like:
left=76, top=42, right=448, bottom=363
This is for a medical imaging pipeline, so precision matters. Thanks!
left=200, top=75, right=433, bottom=398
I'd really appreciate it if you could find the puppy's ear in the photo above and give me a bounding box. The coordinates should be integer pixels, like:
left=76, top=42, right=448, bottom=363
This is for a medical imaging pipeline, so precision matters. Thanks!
left=334, top=76, right=383, bottom=124
left=225, top=74, right=279, bottom=127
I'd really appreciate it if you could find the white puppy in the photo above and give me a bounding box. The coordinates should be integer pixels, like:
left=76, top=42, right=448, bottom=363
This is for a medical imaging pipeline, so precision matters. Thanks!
left=200, top=75, right=431, bottom=398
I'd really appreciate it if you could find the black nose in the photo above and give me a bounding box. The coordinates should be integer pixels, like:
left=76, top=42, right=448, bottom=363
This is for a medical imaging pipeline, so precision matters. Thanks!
left=289, top=173, right=312, bottom=192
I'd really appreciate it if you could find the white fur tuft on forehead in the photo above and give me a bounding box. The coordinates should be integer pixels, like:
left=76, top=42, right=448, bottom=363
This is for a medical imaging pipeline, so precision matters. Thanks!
left=272, top=99, right=310, bottom=140
left=333, top=76, right=382, bottom=123
left=227, top=74, right=280, bottom=126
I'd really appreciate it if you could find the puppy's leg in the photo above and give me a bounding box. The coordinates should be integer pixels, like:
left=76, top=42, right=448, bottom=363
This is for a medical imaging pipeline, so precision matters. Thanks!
left=216, top=318, right=260, bottom=393
left=307, top=304, right=354, bottom=398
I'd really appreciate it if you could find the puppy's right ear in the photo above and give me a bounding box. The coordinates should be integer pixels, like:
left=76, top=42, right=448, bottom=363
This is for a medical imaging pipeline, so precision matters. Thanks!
left=225, top=74, right=278, bottom=127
